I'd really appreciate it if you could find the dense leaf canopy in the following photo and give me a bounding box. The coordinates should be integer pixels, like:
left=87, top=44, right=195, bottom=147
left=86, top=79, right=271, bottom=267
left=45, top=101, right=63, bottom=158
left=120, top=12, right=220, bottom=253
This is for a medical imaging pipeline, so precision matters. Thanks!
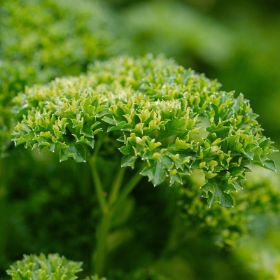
left=13, top=56, right=274, bottom=207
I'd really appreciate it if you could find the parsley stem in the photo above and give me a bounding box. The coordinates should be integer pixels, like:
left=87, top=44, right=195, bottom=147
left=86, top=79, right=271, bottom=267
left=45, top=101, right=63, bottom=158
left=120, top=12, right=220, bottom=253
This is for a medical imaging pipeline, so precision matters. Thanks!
left=89, top=153, right=109, bottom=275
left=89, top=156, right=108, bottom=215
left=112, top=172, right=142, bottom=212
left=90, top=160, right=142, bottom=275
left=109, top=167, right=125, bottom=206
left=93, top=211, right=111, bottom=275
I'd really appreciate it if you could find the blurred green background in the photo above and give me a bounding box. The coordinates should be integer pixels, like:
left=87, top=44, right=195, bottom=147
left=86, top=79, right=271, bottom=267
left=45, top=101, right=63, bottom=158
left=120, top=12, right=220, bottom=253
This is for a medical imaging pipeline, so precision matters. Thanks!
left=1, top=0, right=280, bottom=279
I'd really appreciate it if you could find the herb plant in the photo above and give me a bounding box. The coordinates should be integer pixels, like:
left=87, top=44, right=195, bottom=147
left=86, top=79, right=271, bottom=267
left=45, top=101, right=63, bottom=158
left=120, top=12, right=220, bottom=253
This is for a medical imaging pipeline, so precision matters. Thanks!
left=7, top=253, right=171, bottom=280
left=10, top=55, right=275, bottom=277
left=1, top=1, right=278, bottom=278
left=7, top=254, right=83, bottom=280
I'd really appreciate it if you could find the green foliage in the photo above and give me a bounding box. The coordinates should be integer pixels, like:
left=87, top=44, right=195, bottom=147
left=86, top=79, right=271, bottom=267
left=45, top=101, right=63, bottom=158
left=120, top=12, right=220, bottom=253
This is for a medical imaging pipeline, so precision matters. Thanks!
left=6, top=254, right=167, bottom=280
left=0, top=0, right=117, bottom=154
left=235, top=227, right=280, bottom=280
left=2, top=151, right=278, bottom=279
left=13, top=55, right=274, bottom=207
left=124, top=269, right=169, bottom=280
left=0, top=0, right=115, bottom=90
left=85, top=277, right=106, bottom=280
left=215, top=18, right=280, bottom=139
left=7, top=254, right=82, bottom=280
left=1, top=0, right=279, bottom=279
left=0, top=151, right=100, bottom=274
left=120, top=1, right=280, bottom=139
left=178, top=167, right=280, bottom=247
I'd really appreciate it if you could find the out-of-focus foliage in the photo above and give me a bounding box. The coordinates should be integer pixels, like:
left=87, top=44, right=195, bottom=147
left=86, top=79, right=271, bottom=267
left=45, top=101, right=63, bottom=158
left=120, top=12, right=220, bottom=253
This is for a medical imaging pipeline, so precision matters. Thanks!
left=121, top=2, right=233, bottom=66
left=0, top=0, right=118, bottom=153
left=0, top=150, right=100, bottom=274
left=0, top=0, right=116, bottom=93
left=231, top=184, right=280, bottom=279
left=178, top=167, right=280, bottom=247
left=13, top=56, right=274, bottom=206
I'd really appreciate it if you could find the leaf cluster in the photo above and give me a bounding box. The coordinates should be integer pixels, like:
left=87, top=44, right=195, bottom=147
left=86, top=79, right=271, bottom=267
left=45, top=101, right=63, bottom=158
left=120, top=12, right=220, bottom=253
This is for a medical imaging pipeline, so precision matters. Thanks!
left=6, top=253, right=166, bottom=280
left=13, top=56, right=274, bottom=207
left=7, top=254, right=83, bottom=280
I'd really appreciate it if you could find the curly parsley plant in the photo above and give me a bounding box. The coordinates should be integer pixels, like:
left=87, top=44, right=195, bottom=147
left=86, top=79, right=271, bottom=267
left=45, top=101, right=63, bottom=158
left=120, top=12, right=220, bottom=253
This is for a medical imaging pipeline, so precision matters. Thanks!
left=12, top=55, right=275, bottom=274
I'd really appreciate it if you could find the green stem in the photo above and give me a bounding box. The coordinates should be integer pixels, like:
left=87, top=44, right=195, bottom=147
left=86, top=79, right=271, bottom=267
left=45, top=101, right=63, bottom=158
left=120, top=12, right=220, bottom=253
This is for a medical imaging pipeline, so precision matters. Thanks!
left=89, top=155, right=109, bottom=275
left=93, top=167, right=126, bottom=275
left=112, top=172, right=142, bottom=212
left=93, top=212, right=111, bottom=275
left=89, top=157, right=108, bottom=215
left=89, top=149, right=143, bottom=275
left=109, top=167, right=125, bottom=206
